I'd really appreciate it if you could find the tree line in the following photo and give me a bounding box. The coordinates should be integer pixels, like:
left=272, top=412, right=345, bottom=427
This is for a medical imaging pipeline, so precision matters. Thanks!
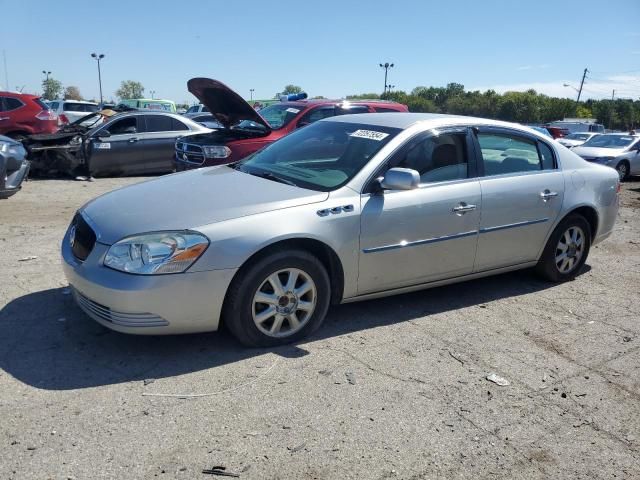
left=348, top=83, right=639, bottom=131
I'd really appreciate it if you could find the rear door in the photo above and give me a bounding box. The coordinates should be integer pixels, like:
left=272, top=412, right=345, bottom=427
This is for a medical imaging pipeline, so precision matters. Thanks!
left=472, top=127, right=564, bottom=271
left=135, top=115, right=192, bottom=173
left=88, top=115, right=145, bottom=176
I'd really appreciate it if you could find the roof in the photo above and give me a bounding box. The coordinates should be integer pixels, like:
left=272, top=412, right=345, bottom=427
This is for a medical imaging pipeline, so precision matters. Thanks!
left=281, top=99, right=403, bottom=107
left=50, top=99, right=98, bottom=104
left=324, top=112, right=490, bottom=129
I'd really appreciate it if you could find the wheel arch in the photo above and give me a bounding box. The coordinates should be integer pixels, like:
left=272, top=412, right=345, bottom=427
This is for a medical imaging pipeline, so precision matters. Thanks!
left=564, top=205, right=599, bottom=241
left=226, top=237, right=345, bottom=306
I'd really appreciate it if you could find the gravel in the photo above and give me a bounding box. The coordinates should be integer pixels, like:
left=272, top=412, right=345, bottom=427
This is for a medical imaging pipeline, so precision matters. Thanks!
left=1, top=176, right=639, bottom=479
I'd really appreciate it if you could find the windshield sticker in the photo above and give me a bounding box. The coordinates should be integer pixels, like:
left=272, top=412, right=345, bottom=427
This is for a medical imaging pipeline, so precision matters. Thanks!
left=285, top=107, right=300, bottom=114
left=349, top=129, right=389, bottom=141
left=95, top=142, right=111, bottom=149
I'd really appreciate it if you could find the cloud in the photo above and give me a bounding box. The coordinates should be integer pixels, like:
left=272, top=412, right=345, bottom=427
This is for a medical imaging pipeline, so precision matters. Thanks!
left=472, top=73, right=640, bottom=99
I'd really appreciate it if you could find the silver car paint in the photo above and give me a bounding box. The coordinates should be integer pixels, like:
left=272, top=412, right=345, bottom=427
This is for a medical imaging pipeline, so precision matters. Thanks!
left=63, top=114, right=620, bottom=334
left=572, top=137, right=640, bottom=175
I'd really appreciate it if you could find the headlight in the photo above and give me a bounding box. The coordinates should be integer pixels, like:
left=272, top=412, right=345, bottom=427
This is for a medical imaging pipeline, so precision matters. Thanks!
left=203, top=145, right=231, bottom=158
left=596, top=156, right=615, bottom=164
left=104, top=231, right=209, bottom=275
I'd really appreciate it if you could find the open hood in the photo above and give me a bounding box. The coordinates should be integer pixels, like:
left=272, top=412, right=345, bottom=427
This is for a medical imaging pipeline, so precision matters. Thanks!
left=187, top=78, right=271, bottom=131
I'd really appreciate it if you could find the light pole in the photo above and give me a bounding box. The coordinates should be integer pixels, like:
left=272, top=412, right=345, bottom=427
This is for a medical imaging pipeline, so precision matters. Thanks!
left=150, top=90, right=156, bottom=99
left=379, top=62, right=394, bottom=97
left=42, top=70, right=51, bottom=82
left=91, top=53, right=105, bottom=105
left=250, top=88, right=255, bottom=101
left=387, top=84, right=396, bottom=95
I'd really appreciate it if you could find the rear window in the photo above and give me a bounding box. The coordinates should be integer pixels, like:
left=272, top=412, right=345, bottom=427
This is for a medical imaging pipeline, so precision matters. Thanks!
left=34, top=99, right=50, bottom=110
left=63, top=102, right=99, bottom=113
left=374, top=107, right=400, bottom=113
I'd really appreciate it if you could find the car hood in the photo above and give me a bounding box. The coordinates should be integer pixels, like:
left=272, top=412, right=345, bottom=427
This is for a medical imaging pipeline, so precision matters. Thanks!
left=571, top=146, right=626, bottom=158
left=187, top=78, right=271, bottom=131
left=81, top=167, right=328, bottom=244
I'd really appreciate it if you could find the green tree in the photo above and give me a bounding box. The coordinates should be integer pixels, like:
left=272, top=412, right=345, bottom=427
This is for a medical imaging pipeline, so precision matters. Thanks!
left=41, top=77, right=62, bottom=100
left=116, top=80, right=145, bottom=99
left=63, top=86, right=82, bottom=100
left=281, top=84, right=303, bottom=95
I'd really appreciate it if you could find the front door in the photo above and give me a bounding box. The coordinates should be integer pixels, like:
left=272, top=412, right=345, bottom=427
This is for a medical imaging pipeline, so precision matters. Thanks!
left=88, top=115, right=145, bottom=176
left=358, top=128, right=481, bottom=294
left=473, top=128, right=565, bottom=271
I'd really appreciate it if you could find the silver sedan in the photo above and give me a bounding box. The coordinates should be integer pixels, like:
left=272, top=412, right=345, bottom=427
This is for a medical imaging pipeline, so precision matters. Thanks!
left=62, top=113, right=620, bottom=346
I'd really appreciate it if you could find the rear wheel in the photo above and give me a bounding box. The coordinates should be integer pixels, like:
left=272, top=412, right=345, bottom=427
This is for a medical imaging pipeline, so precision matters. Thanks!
left=535, top=214, right=591, bottom=282
left=223, top=250, right=331, bottom=347
left=615, top=161, right=630, bottom=181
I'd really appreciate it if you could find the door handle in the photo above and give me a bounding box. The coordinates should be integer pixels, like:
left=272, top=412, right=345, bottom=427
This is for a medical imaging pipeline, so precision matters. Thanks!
left=540, top=189, right=558, bottom=200
left=452, top=202, right=477, bottom=215
left=0, top=117, right=9, bottom=121
left=128, top=137, right=139, bottom=143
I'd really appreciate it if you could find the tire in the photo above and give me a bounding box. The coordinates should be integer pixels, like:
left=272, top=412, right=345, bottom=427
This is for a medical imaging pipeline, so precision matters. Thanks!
left=222, top=249, right=331, bottom=347
left=615, top=161, right=630, bottom=181
left=535, top=214, right=591, bottom=282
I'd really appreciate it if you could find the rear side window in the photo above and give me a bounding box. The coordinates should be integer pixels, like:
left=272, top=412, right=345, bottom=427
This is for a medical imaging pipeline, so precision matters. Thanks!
left=170, top=118, right=188, bottom=131
left=64, top=102, right=99, bottom=113
left=144, top=115, right=173, bottom=132
left=374, top=107, right=400, bottom=113
left=537, top=142, right=556, bottom=169
left=4, top=97, right=24, bottom=111
left=478, top=133, right=550, bottom=176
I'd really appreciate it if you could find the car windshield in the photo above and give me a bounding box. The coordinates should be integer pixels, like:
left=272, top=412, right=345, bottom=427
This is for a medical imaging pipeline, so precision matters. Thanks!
left=236, top=103, right=302, bottom=130
left=234, top=120, right=401, bottom=191
left=565, top=133, right=592, bottom=141
left=582, top=134, right=637, bottom=149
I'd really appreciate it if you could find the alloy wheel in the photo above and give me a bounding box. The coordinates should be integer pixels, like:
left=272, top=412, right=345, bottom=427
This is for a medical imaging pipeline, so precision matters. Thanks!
left=616, top=162, right=628, bottom=181
left=555, top=226, right=585, bottom=274
left=252, top=268, right=317, bottom=338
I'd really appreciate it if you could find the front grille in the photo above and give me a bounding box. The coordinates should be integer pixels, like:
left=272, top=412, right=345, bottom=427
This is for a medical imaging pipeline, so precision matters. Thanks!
left=71, top=213, right=96, bottom=261
left=73, top=289, right=169, bottom=327
left=175, top=142, right=205, bottom=165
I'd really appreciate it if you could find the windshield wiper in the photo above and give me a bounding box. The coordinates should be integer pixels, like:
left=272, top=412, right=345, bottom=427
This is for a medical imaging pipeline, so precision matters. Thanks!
left=247, top=169, right=298, bottom=187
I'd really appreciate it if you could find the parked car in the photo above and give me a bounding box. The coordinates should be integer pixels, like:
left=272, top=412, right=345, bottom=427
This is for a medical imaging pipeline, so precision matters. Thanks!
left=571, top=133, right=640, bottom=180
left=0, top=135, right=30, bottom=199
left=182, top=112, right=222, bottom=129
left=174, top=78, right=408, bottom=170
left=119, top=98, right=177, bottom=113
left=528, top=126, right=553, bottom=138
left=547, top=120, right=605, bottom=134
left=185, top=104, right=209, bottom=114
left=0, top=91, right=58, bottom=139
left=47, top=99, right=100, bottom=126
left=62, top=113, right=619, bottom=346
left=544, top=125, right=570, bottom=139
left=557, top=132, right=600, bottom=148
left=23, top=110, right=210, bottom=177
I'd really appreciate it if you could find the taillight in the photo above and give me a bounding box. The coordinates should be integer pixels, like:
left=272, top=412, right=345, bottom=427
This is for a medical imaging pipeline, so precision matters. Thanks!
left=59, top=114, right=69, bottom=124
left=616, top=181, right=621, bottom=194
left=36, top=110, right=58, bottom=121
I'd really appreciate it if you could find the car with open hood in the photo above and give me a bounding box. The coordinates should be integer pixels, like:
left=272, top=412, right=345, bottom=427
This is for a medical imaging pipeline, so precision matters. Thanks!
left=174, top=78, right=408, bottom=170
left=571, top=133, right=640, bottom=180
left=62, top=113, right=619, bottom=347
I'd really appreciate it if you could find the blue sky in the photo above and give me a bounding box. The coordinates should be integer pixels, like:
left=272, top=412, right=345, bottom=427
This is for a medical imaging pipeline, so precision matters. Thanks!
left=1, top=0, right=639, bottom=103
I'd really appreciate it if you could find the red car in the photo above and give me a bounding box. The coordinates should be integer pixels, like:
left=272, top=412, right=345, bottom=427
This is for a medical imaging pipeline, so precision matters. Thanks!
left=175, top=78, right=408, bottom=169
left=544, top=126, right=569, bottom=139
left=0, top=91, right=58, bottom=139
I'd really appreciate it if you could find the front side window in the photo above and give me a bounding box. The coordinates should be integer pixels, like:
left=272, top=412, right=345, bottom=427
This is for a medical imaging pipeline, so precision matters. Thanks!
left=478, top=133, right=552, bottom=175
left=395, top=133, right=469, bottom=183
left=235, top=121, right=401, bottom=191
left=105, top=117, right=137, bottom=135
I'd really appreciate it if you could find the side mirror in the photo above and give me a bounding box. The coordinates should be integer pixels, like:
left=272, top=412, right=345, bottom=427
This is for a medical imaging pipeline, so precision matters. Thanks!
left=379, top=167, right=420, bottom=191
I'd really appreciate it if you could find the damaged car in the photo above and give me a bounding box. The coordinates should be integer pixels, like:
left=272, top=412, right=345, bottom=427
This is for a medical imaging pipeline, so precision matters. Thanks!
left=175, top=78, right=408, bottom=170
left=23, top=110, right=211, bottom=177
left=0, top=135, right=30, bottom=199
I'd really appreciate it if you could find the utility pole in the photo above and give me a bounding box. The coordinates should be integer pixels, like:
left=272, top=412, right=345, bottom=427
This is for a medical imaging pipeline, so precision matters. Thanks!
left=379, top=62, right=394, bottom=97
left=2, top=50, right=8, bottom=91
left=250, top=88, right=255, bottom=101
left=576, top=67, right=588, bottom=104
left=611, top=89, right=615, bottom=101
left=91, top=53, right=105, bottom=105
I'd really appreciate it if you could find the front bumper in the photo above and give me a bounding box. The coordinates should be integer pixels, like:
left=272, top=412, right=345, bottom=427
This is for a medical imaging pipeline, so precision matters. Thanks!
left=61, top=225, right=238, bottom=335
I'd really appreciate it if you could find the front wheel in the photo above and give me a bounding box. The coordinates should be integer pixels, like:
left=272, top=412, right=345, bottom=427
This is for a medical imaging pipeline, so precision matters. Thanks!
left=223, top=250, right=331, bottom=347
left=615, top=161, right=629, bottom=181
left=535, top=214, right=591, bottom=282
